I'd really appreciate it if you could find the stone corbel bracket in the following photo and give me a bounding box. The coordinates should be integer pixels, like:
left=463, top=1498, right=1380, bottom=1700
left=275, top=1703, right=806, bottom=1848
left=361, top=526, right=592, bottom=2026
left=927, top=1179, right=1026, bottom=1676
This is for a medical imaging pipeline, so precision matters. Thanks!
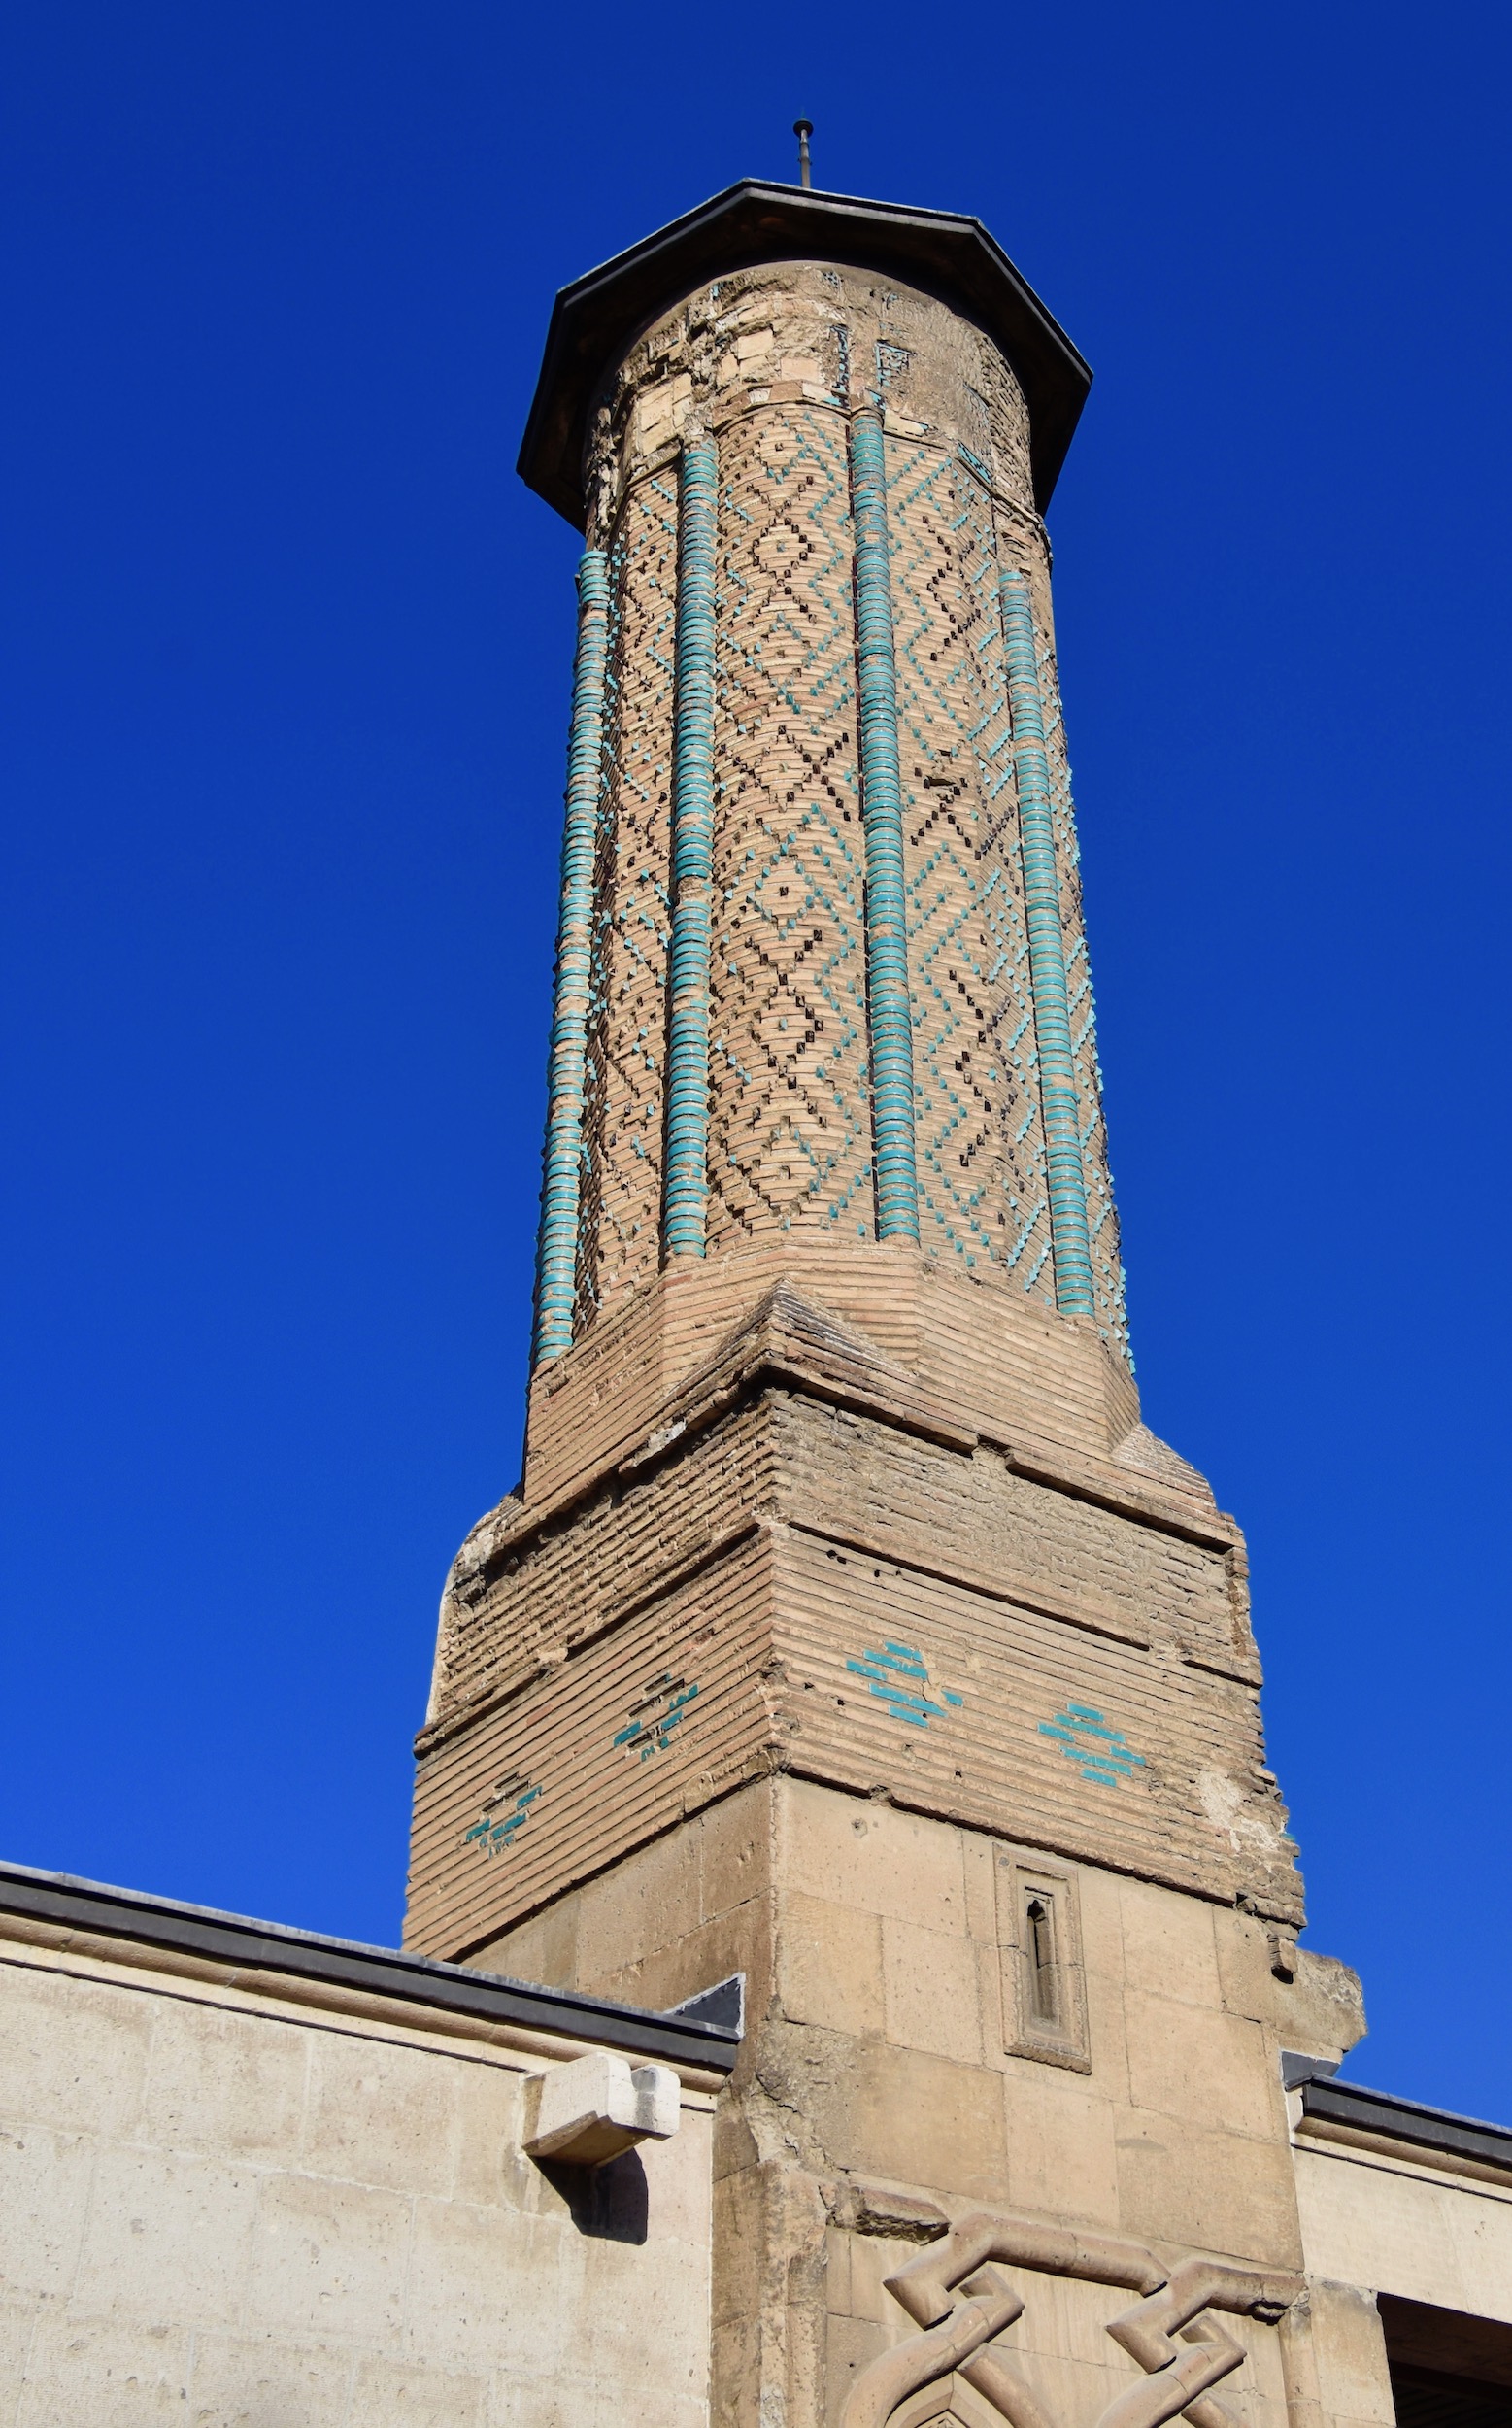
left=840, top=2209, right=1300, bottom=2428
left=522, top=2051, right=680, bottom=2168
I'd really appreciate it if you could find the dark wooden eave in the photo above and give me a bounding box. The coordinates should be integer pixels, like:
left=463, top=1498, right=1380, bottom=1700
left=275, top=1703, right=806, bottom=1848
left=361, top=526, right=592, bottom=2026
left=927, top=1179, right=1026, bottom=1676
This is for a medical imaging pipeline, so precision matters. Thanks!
left=518, top=179, right=1092, bottom=528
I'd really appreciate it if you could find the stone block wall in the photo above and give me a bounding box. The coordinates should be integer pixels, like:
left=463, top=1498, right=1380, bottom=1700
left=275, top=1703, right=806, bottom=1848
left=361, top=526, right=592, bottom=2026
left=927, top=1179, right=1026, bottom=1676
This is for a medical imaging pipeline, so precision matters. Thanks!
left=0, top=1913, right=715, bottom=2426
left=1293, top=2113, right=1512, bottom=2427
left=472, top=1771, right=1370, bottom=2428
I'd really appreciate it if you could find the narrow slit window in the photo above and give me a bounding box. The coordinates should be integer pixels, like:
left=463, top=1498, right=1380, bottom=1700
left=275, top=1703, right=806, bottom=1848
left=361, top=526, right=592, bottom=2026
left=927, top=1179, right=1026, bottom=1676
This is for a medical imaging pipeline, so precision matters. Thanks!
left=1025, top=1895, right=1058, bottom=2024
left=997, top=1852, right=1089, bottom=2068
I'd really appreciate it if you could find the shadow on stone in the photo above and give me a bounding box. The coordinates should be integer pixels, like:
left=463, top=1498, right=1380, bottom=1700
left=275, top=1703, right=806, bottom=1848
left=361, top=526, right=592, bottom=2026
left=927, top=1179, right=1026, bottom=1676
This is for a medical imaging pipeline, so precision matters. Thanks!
left=538, top=2149, right=649, bottom=2243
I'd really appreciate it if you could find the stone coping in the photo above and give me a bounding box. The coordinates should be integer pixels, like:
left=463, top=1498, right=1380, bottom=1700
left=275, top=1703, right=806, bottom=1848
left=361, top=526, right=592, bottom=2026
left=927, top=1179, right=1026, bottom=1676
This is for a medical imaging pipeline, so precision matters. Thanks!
left=0, top=1858, right=740, bottom=2075
left=1295, top=2068, right=1512, bottom=2175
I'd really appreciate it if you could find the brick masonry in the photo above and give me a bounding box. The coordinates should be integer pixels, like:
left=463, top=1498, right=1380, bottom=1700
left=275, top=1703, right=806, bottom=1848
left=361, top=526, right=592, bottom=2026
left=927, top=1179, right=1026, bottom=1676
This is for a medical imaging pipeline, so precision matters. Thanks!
left=561, top=261, right=1127, bottom=1354
left=407, top=1264, right=1299, bottom=1967
left=4, top=191, right=1495, bottom=2428
left=399, top=233, right=1379, bottom=2428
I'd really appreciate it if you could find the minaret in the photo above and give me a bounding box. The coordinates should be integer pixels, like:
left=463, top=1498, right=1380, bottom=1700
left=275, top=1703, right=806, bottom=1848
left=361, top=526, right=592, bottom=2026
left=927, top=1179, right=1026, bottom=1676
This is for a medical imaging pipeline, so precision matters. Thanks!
left=407, top=174, right=1364, bottom=2428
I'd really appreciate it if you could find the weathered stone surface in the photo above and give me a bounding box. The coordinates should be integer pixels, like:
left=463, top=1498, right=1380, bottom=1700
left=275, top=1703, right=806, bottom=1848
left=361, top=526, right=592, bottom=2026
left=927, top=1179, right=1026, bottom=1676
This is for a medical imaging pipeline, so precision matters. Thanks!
left=1304, top=2281, right=1396, bottom=2428
left=9, top=190, right=1509, bottom=2428
left=408, top=1299, right=1297, bottom=1969
left=462, top=1770, right=1364, bottom=2424
left=1294, top=2134, right=1512, bottom=2326
left=0, top=1932, right=713, bottom=2427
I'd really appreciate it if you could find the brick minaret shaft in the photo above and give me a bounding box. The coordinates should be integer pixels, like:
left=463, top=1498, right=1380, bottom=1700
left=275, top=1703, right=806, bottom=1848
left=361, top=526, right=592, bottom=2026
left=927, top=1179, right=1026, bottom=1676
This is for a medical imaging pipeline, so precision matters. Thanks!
left=541, top=267, right=1127, bottom=1359
left=407, top=183, right=1363, bottom=2428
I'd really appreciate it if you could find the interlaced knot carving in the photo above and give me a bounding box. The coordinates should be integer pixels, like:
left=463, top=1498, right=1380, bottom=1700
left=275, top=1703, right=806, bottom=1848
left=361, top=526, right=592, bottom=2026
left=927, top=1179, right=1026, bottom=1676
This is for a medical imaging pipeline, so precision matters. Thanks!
left=840, top=2210, right=1297, bottom=2428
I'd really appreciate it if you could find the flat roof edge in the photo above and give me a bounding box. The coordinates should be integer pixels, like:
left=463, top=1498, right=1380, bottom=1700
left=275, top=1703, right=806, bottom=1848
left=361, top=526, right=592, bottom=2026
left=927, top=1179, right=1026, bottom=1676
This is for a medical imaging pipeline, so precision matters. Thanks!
left=1298, top=2074, right=1512, bottom=2173
left=0, top=1859, right=740, bottom=2074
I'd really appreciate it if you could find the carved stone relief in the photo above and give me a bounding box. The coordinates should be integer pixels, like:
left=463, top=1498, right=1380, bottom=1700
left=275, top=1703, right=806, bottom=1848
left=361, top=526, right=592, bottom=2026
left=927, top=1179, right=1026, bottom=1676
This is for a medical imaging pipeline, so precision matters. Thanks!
left=841, top=2209, right=1298, bottom=2428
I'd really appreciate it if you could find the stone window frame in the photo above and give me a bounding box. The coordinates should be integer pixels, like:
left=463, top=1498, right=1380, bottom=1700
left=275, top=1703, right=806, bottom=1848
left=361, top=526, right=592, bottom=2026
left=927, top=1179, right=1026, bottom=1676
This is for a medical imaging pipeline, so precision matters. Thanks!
left=994, top=1846, right=1091, bottom=2074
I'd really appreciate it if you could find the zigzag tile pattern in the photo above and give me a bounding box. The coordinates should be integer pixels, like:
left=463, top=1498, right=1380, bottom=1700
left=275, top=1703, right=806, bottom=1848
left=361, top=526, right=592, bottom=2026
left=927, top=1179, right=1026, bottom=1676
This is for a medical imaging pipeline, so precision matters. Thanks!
left=1037, top=626, right=1130, bottom=1359
left=576, top=476, right=676, bottom=1323
left=886, top=437, right=1055, bottom=1299
left=955, top=459, right=1058, bottom=1304
left=705, top=406, right=873, bottom=1245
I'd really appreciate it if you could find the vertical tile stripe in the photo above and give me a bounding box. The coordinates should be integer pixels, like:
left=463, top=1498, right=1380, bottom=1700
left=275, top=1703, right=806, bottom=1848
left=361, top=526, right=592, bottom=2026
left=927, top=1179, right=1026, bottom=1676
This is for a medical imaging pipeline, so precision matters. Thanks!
left=663, top=437, right=719, bottom=1257
left=849, top=408, right=920, bottom=1241
left=998, top=568, right=1093, bottom=1316
left=533, top=549, right=610, bottom=1364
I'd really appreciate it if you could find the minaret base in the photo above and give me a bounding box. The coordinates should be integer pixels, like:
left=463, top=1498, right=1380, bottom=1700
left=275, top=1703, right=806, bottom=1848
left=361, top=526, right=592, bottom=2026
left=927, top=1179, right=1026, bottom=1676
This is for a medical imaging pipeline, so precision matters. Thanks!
left=467, top=1771, right=1365, bottom=2428
left=408, top=1252, right=1299, bottom=1967
left=404, top=1255, right=1363, bottom=2428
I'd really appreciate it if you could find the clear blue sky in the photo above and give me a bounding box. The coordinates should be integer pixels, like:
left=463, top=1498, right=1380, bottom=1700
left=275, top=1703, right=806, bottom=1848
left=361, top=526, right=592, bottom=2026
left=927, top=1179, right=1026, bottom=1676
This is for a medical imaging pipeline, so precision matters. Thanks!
left=4, top=3, right=1508, bottom=2122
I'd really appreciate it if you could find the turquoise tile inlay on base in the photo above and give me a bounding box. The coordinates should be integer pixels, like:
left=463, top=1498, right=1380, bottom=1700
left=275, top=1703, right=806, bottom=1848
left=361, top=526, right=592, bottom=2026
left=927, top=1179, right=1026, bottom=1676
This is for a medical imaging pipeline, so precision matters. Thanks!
left=846, top=1639, right=963, bottom=1728
left=462, top=1775, right=542, bottom=1858
left=614, top=1670, right=700, bottom=1761
left=1039, top=1703, right=1145, bottom=1787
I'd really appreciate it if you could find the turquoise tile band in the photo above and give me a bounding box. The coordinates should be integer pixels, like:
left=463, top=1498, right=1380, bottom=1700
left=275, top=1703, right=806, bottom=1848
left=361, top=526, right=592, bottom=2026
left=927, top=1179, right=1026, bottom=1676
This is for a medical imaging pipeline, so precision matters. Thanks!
left=849, top=407, right=920, bottom=1242
left=663, top=436, right=719, bottom=1258
left=998, top=567, right=1093, bottom=1318
left=532, top=548, right=610, bottom=1365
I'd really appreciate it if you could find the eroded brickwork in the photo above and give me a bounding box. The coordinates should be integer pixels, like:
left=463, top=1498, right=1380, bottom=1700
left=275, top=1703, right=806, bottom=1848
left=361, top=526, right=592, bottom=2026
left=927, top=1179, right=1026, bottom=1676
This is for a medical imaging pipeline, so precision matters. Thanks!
left=433, top=1397, right=776, bottom=1726
left=576, top=475, right=676, bottom=1323
left=561, top=260, right=1128, bottom=1357
left=707, top=401, right=872, bottom=1244
left=398, top=215, right=1398, bottom=2428
left=887, top=436, right=1053, bottom=1290
left=407, top=1270, right=1298, bottom=1968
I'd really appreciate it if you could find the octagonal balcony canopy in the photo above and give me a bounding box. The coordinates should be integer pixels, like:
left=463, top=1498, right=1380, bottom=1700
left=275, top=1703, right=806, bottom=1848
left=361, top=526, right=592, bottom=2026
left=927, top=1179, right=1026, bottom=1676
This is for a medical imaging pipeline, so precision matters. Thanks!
left=518, top=179, right=1092, bottom=529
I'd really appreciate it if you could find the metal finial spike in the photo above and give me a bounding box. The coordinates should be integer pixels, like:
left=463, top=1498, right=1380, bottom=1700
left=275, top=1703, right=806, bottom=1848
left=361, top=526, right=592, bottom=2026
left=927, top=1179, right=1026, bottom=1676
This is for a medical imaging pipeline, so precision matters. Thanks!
left=793, top=118, right=813, bottom=190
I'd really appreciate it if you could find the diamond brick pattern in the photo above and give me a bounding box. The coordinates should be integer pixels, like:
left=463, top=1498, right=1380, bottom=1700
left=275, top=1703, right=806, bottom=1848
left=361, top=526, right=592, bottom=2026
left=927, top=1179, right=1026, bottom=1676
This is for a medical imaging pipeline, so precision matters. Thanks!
left=575, top=476, right=676, bottom=1325
left=1037, top=626, right=1129, bottom=1360
left=886, top=436, right=1056, bottom=1299
left=705, top=405, right=874, bottom=1245
left=552, top=265, right=1128, bottom=1365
